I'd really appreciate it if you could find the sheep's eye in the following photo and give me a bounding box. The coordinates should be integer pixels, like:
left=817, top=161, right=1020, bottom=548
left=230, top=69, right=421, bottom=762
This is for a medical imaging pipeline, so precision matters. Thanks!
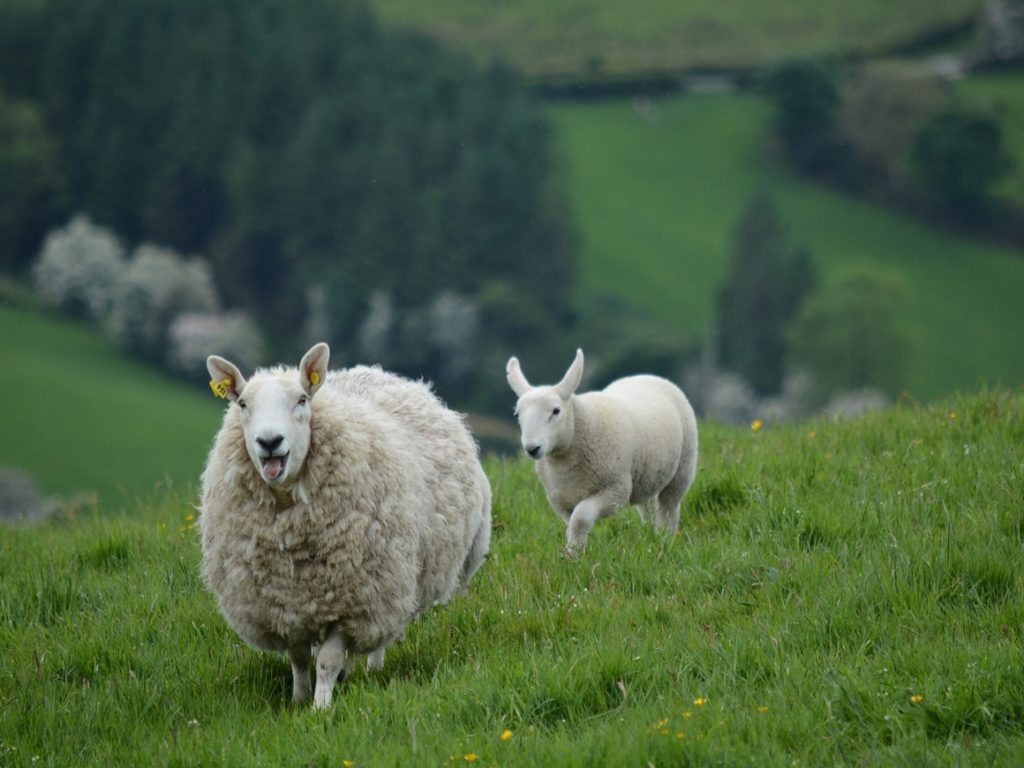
left=552, top=407, right=561, bottom=417
left=298, top=395, right=308, bottom=407
left=238, top=399, right=247, bottom=410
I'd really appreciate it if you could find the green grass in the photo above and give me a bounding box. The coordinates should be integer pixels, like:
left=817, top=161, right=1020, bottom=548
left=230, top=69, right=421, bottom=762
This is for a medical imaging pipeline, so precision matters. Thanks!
left=371, top=0, right=982, bottom=79
left=0, top=305, right=222, bottom=508
left=1, top=389, right=1022, bottom=765
left=549, top=93, right=1024, bottom=399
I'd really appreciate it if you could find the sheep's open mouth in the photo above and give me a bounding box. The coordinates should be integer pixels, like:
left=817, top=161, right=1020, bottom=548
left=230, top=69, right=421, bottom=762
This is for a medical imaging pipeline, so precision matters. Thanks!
left=260, top=454, right=288, bottom=482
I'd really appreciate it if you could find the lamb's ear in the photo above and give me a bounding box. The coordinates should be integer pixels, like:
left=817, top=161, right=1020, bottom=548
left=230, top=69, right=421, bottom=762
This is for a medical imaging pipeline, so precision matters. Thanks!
left=299, top=342, right=330, bottom=397
left=207, top=355, right=246, bottom=402
left=556, top=348, right=584, bottom=399
left=506, top=356, right=532, bottom=397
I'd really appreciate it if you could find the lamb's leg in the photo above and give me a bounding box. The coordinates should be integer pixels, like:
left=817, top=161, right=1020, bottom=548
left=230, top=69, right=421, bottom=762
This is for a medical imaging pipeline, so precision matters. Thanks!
left=654, top=450, right=698, bottom=534
left=566, top=492, right=622, bottom=556
left=313, top=631, right=347, bottom=710
left=288, top=644, right=312, bottom=703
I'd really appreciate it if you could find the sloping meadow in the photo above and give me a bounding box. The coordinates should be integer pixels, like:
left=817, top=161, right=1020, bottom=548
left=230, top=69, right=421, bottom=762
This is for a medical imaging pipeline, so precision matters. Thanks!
left=1, top=390, right=1021, bottom=766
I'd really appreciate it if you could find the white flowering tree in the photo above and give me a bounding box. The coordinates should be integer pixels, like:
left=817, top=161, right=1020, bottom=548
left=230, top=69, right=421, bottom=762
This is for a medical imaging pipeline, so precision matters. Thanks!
left=32, top=215, right=126, bottom=320
left=108, top=244, right=219, bottom=361
left=426, top=291, right=480, bottom=383
left=168, top=311, right=265, bottom=377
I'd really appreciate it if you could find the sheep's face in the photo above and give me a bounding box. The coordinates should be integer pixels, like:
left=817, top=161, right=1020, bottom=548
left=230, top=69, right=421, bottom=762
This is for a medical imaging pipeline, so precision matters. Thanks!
left=506, top=349, right=585, bottom=461
left=514, top=388, right=574, bottom=460
left=208, top=343, right=330, bottom=490
left=236, top=376, right=313, bottom=487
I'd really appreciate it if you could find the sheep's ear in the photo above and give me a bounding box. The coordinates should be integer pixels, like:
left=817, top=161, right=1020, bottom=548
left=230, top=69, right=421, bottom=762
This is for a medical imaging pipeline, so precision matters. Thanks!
left=556, top=348, right=584, bottom=399
left=299, top=342, right=330, bottom=397
left=207, top=355, right=246, bottom=402
left=506, top=356, right=532, bottom=397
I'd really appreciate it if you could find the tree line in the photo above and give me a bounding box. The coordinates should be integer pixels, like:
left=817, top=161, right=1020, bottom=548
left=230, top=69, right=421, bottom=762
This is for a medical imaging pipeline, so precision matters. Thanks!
left=0, top=0, right=576, bottom=408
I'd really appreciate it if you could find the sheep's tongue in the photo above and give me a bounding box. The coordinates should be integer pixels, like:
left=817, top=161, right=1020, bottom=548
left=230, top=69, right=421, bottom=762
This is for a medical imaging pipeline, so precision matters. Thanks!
left=263, top=458, right=284, bottom=481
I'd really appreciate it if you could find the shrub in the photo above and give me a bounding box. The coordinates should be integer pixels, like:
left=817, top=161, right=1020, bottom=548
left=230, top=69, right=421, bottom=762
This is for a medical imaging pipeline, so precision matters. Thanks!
left=788, top=271, right=910, bottom=400
left=909, top=107, right=1012, bottom=222
left=763, top=59, right=840, bottom=173
left=167, top=310, right=265, bottom=377
left=108, top=244, right=219, bottom=361
left=839, top=70, right=948, bottom=187
left=31, top=215, right=125, bottom=320
left=0, top=88, right=65, bottom=273
left=716, top=192, right=817, bottom=395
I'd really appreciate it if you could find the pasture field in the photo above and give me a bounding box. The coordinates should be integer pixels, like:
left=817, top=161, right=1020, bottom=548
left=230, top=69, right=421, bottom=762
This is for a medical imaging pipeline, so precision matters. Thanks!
left=369, top=0, right=982, bottom=79
left=549, top=93, right=1024, bottom=400
left=0, top=305, right=222, bottom=506
left=2, top=389, right=1022, bottom=766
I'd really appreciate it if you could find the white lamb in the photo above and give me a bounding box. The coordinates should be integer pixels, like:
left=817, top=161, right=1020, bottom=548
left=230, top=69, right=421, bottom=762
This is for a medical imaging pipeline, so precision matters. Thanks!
left=199, top=343, right=491, bottom=709
left=506, top=349, right=698, bottom=554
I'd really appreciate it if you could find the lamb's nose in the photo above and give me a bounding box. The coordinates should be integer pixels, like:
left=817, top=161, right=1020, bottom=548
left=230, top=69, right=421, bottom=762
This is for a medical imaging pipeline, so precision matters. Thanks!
left=257, top=434, right=284, bottom=453
left=526, top=445, right=541, bottom=459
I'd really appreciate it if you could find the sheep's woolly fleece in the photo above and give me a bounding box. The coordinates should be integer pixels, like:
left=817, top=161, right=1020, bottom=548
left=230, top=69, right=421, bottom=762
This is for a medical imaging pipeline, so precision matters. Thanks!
left=199, top=363, right=491, bottom=661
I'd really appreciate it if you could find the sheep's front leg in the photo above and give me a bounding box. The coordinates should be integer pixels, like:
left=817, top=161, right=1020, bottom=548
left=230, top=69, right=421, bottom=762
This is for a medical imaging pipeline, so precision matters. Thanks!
left=566, top=492, right=622, bottom=555
left=366, top=645, right=386, bottom=670
left=288, top=644, right=312, bottom=703
left=313, top=632, right=347, bottom=710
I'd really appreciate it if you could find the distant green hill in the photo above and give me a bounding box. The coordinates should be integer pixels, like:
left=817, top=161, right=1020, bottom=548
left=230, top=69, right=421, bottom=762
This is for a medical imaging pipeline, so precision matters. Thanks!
left=370, top=0, right=982, bottom=80
left=549, top=93, right=1024, bottom=400
left=0, top=305, right=222, bottom=508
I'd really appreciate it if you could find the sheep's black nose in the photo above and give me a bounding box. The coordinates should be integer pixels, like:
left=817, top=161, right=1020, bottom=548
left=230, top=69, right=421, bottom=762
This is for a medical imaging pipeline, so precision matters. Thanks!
left=257, top=435, right=284, bottom=453
left=526, top=445, right=541, bottom=459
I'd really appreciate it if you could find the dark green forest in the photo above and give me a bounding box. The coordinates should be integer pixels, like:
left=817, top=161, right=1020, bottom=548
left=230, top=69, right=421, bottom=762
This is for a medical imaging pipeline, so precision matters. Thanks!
left=0, top=0, right=576, bottom=406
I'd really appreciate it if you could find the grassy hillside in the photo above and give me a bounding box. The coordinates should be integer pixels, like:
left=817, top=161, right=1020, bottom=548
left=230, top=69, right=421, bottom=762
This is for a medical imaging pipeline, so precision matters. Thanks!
left=549, top=93, right=1024, bottom=399
left=0, top=305, right=222, bottom=507
left=370, top=0, right=982, bottom=80
left=1, top=390, right=1021, bottom=765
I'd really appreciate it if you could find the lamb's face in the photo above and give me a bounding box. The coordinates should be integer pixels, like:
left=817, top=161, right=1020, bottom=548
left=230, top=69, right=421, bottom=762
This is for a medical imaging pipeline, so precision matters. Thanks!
left=514, top=387, right=573, bottom=460
left=236, top=376, right=313, bottom=487
left=506, top=348, right=585, bottom=461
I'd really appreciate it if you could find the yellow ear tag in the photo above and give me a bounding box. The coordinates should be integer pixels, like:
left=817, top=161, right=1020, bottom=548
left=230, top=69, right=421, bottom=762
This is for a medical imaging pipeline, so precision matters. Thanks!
left=209, top=378, right=232, bottom=399
left=309, top=371, right=321, bottom=386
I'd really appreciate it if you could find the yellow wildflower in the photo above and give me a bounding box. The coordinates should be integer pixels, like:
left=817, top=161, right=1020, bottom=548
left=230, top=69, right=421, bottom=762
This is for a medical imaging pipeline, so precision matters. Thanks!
left=694, top=697, right=707, bottom=707
left=464, top=754, right=478, bottom=763
left=758, top=706, right=769, bottom=713
left=910, top=694, right=923, bottom=703
left=184, top=513, right=195, bottom=522
left=343, top=761, right=354, bottom=768
left=808, top=430, right=817, bottom=439
left=501, top=729, right=512, bottom=741
left=751, top=419, right=763, bottom=431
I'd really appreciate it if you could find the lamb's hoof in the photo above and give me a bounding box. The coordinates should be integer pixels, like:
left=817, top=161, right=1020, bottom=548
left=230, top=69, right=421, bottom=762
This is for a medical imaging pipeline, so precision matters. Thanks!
left=312, top=686, right=333, bottom=710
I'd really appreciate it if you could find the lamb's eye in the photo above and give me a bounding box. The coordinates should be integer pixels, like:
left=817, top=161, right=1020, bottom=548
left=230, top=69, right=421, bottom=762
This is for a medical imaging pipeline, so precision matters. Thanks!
left=238, top=399, right=247, bottom=410
left=552, top=407, right=561, bottom=417
left=298, top=395, right=308, bottom=407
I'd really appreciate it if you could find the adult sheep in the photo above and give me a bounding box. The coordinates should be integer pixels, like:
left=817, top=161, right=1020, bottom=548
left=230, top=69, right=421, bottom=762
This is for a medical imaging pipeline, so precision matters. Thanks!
left=199, top=343, right=491, bottom=709
left=506, top=349, right=697, bottom=555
